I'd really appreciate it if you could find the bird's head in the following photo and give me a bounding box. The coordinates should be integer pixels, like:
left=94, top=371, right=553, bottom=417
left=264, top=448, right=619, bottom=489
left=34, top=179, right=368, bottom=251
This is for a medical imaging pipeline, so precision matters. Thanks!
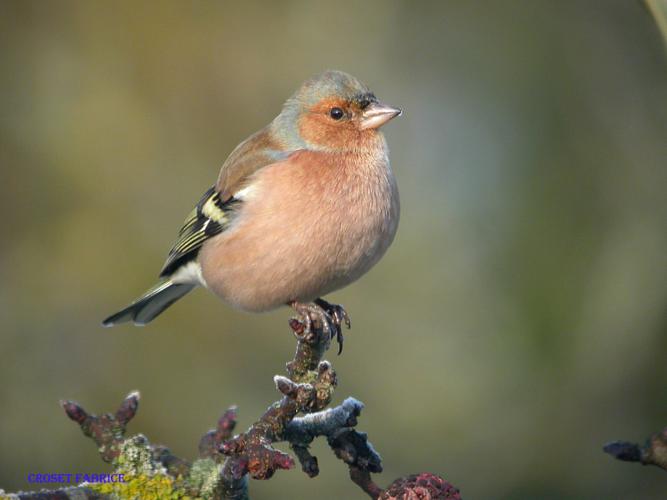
left=273, top=70, right=401, bottom=152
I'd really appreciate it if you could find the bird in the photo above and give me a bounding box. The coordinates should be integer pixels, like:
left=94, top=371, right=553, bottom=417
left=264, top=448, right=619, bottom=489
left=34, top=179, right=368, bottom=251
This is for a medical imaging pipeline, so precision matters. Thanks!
left=102, top=70, right=401, bottom=351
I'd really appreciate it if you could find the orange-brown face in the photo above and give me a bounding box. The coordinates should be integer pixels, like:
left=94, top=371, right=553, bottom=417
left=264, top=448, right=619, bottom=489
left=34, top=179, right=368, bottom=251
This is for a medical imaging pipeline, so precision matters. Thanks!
left=297, top=96, right=377, bottom=151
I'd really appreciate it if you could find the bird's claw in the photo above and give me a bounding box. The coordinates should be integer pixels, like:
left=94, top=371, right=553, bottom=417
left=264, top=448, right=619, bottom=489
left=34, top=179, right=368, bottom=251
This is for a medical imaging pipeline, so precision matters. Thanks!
left=290, top=302, right=332, bottom=343
left=289, top=300, right=351, bottom=354
left=315, top=298, right=351, bottom=355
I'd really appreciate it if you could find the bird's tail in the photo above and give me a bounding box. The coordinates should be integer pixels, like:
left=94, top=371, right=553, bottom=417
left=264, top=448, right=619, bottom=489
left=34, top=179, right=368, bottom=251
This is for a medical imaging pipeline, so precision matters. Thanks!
left=102, top=280, right=195, bottom=327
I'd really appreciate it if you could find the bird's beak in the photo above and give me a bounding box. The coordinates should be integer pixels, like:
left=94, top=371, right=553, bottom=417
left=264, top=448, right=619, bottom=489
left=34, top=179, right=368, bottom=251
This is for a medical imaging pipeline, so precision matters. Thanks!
left=359, top=102, right=402, bottom=130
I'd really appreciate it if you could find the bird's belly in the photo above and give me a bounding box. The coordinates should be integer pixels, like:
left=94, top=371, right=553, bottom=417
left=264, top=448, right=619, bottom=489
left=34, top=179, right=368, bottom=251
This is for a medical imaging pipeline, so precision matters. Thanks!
left=199, top=152, right=399, bottom=312
left=199, top=214, right=394, bottom=312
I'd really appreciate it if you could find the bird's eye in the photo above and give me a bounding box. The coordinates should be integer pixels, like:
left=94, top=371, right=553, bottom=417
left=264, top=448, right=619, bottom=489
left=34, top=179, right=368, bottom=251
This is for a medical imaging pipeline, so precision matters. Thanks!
left=329, top=107, right=344, bottom=120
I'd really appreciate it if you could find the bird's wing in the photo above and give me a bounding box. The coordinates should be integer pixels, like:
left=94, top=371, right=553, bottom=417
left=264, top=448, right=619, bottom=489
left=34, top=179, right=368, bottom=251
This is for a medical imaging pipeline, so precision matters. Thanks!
left=159, top=187, right=241, bottom=278
left=159, top=128, right=294, bottom=278
left=215, top=126, right=293, bottom=201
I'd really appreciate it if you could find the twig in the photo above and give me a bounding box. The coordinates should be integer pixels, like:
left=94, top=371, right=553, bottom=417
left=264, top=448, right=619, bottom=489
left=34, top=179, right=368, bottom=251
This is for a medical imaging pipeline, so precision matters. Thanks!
left=604, top=426, right=667, bottom=471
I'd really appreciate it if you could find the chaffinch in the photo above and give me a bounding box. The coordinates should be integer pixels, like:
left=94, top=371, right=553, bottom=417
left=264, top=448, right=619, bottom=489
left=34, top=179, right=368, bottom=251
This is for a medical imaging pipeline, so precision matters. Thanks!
left=103, top=70, right=401, bottom=348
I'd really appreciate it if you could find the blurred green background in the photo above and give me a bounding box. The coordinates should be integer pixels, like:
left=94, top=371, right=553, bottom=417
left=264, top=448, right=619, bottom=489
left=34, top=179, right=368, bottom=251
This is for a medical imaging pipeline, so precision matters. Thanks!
left=1, top=1, right=666, bottom=498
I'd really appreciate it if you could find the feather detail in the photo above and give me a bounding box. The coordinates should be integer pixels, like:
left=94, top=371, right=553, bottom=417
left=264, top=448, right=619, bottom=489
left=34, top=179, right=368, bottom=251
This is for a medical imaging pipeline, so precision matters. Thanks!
left=159, top=187, right=240, bottom=278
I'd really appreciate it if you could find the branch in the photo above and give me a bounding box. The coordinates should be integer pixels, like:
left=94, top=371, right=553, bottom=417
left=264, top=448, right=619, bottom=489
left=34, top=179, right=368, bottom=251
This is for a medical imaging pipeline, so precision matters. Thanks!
left=604, top=425, right=667, bottom=471
left=5, top=311, right=460, bottom=499
left=62, top=391, right=191, bottom=478
left=283, top=397, right=383, bottom=495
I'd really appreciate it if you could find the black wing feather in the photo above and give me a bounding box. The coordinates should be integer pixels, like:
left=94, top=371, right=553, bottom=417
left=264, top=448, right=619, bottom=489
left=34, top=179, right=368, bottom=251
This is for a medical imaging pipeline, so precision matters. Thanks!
left=159, top=187, right=240, bottom=278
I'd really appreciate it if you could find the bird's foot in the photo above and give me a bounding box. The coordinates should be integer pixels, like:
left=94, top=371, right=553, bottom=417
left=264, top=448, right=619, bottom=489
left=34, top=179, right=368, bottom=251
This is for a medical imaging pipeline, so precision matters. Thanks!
left=315, top=298, right=351, bottom=330
left=289, top=299, right=351, bottom=354
left=289, top=301, right=334, bottom=345
left=315, top=298, right=351, bottom=355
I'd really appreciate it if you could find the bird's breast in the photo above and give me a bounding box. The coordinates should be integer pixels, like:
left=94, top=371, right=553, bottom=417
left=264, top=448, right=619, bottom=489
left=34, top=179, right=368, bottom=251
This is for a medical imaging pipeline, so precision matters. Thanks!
left=199, top=146, right=399, bottom=312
